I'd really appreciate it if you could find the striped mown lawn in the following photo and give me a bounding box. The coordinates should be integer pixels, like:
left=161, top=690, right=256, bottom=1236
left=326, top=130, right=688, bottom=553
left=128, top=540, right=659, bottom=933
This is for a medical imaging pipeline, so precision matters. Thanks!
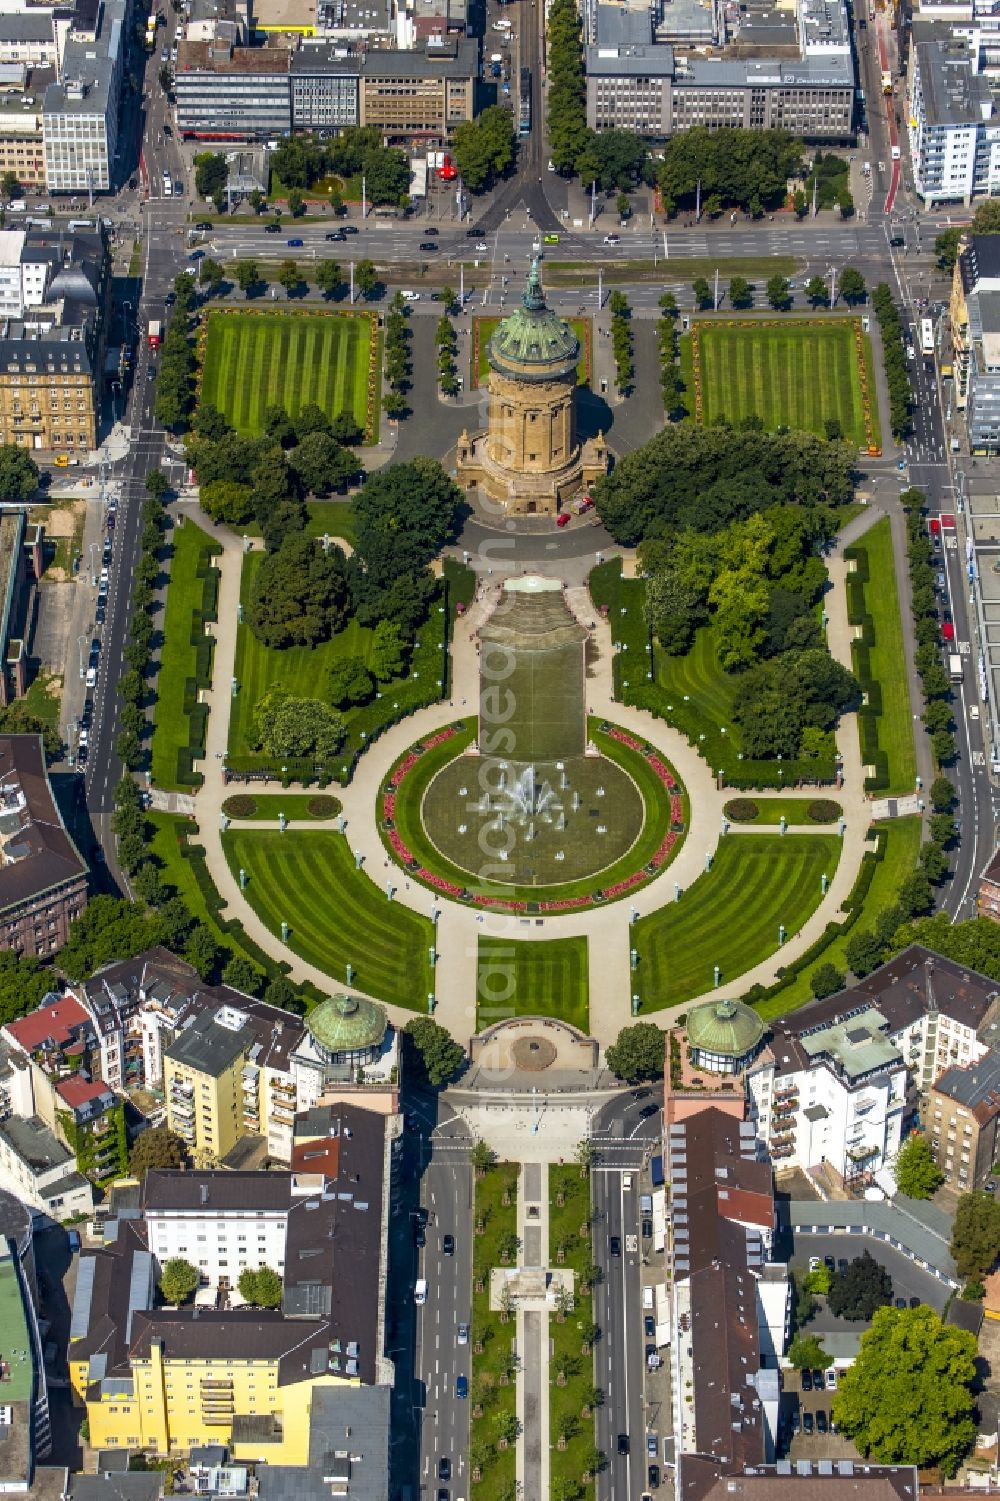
left=689, top=320, right=879, bottom=446
left=848, top=517, right=917, bottom=796
left=477, top=936, right=589, bottom=1031
left=222, top=829, right=434, bottom=1009
left=150, top=519, right=220, bottom=790
left=635, top=833, right=841, bottom=1008
left=200, top=310, right=375, bottom=438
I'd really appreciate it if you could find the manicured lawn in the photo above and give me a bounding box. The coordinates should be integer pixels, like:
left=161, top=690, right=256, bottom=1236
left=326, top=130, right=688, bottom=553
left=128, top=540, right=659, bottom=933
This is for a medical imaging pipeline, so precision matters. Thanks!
left=848, top=517, right=917, bottom=796
left=200, top=309, right=376, bottom=441
left=382, top=719, right=681, bottom=905
left=656, top=622, right=737, bottom=770
left=148, top=811, right=231, bottom=951
left=236, top=500, right=358, bottom=547
left=221, top=792, right=342, bottom=821
left=755, top=817, right=922, bottom=1017
left=687, top=319, right=880, bottom=447
left=229, top=551, right=448, bottom=774
left=151, top=519, right=220, bottom=791
left=723, top=797, right=843, bottom=826
left=476, top=937, right=589, bottom=1031
left=23, top=671, right=61, bottom=731
left=471, top=1162, right=520, bottom=1501
left=635, top=834, right=842, bottom=1007
left=222, top=828, right=434, bottom=1008
left=473, top=316, right=591, bottom=386
left=549, top=1165, right=598, bottom=1501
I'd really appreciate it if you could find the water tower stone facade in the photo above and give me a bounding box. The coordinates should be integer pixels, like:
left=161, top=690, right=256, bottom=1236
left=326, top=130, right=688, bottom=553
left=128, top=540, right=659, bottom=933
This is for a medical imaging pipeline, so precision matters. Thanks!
left=455, top=259, right=607, bottom=516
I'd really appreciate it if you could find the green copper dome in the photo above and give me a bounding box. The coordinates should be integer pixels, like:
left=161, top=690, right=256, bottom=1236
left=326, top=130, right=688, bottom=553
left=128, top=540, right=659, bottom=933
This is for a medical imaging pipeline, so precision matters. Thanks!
left=487, top=258, right=580, bottom=383
left=307, top=993, right=387, bottom=1056
left=687, top=998, right=765, bottom=1060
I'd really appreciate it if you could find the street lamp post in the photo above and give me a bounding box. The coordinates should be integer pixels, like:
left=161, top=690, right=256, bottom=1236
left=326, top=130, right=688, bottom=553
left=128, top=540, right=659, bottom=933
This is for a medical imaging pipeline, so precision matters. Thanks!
left=89, top=542, right=99, bottom=587
left=77, top=634, right=88, bottom=680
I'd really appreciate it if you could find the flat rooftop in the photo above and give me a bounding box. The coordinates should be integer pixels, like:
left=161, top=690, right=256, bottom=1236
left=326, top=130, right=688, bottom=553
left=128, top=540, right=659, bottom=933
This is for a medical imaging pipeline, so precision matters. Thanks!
left=0, top=1256, right=33, bottom=1402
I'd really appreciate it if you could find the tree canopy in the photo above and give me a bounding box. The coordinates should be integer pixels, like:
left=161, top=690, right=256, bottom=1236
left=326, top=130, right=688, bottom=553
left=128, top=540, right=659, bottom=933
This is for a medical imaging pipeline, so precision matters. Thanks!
left=405, top=1017, right=464, bottom=1086
left=950, top=1189, right=1000, bottom=1281
left=832, top=1305, right=977, bottom=1475
left=657, top=127, right=801, bottom=215
left=246, top=533, right=350, bottom=648
left=0, top=444, right=39, bottom=502
left=128, top=1125, right=188, bottom=1179
left=605, top=1023, right=664, bottom=1083
left=252, top=688, right=346, bottom=760
left=58, top=896, right=164, bottom=981
left=238, top=1266, right=283, bottom=1308
left=892, top=1133, right=944, bottom=1199
left=451, top=106, right=515, bottom=191
left=827, top=1250, right=893, bottom=1321
left=159, top=1257, right=200, bottom=1305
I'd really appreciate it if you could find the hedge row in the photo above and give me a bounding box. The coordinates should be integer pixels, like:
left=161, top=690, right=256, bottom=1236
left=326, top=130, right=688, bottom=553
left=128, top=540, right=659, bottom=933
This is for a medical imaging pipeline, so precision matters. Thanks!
left=843, top=537, right=890, bottom=792
left=871, top=283, right=913, bottom=441
left=175, top=544, right=222, bottom=788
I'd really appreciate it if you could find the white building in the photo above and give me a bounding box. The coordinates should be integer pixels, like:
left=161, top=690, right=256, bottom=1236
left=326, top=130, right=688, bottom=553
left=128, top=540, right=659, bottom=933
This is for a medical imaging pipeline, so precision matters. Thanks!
left=0, top=1114, right=93, bottom=1219
left=42, top=0, right=125, bottom=193
left=907, top=24, right=1000, bottom=206
left=142, top=1170, right=291, bottom=1287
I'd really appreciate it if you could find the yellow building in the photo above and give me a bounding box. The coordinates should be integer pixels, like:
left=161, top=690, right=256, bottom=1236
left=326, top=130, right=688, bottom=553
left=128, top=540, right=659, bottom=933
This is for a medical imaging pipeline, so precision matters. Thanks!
left=70, top=1107, right=395, bottom=1463
left=360, top=39, right=477, bottom=143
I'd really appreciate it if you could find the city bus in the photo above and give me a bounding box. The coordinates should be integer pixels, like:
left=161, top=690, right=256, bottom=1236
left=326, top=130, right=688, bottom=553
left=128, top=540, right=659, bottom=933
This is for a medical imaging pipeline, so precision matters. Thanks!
left=519, top=67, right=531, bottom=136
left=921, top=317, right=935, bottom=357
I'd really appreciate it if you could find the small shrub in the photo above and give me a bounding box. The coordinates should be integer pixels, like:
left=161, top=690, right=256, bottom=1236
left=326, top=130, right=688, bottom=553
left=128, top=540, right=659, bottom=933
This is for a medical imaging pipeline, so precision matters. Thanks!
left=807, top=799, right=842, bottom=824
left=725, top=798, right=759, bottom=822
left=307, top=794, right=340, bottom=819
left=222, top=794, right=257, bottom=818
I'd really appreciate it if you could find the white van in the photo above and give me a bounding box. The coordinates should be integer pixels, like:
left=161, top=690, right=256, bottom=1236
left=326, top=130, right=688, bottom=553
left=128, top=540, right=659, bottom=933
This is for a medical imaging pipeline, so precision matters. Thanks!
left=623, top=1173, right=633, bottom=1190
left=401, top=290, right=420, bottom=302
left=415, top=1278, right=427, bottom=1304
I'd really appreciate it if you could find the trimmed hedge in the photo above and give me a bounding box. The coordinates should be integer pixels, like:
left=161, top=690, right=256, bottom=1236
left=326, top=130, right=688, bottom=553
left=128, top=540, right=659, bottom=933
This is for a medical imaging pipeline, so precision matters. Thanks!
left=844, top=537, right=889, bottom=793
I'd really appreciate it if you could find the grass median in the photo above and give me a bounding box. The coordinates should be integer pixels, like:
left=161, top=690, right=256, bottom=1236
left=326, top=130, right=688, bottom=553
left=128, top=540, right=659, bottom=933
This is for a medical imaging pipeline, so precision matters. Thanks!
left=150, top=519, right=220, bottom=791
left=549, top=1164, right=601, bottom=1501
left=471, top=1161, right=520, bottom=1501
left=476, top=936, right=589, bottom=1031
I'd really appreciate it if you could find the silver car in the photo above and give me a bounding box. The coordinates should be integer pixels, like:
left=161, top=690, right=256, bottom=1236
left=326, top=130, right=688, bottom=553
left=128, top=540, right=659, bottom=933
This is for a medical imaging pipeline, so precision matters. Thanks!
left=457, top=1323, right=469, bottom=1345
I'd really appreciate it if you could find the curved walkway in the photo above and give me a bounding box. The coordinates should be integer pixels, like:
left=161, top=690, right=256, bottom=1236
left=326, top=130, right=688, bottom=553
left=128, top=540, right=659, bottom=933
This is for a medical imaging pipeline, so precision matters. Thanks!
left=188, top=513, right=874, bottom=1050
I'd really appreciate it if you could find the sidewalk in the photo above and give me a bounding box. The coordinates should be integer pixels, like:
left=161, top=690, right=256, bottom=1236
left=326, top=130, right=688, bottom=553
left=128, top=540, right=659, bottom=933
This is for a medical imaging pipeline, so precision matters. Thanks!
left=515, top=1161, right=549, bottom=1501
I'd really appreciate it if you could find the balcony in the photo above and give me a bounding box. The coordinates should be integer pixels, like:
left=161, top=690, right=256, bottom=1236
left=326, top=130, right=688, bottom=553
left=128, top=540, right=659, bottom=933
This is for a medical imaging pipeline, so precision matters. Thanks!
left=171, top=1099, right=194, bottom=1120
left=270, top=1104, right=294, bottom=1125
left=171, top=1078, right=194, bottom=1097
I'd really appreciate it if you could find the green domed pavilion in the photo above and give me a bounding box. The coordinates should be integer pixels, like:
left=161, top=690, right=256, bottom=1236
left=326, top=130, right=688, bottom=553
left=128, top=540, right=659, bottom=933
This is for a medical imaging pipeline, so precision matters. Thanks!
left=486, top=259, right=581, bottom=384
left=686, top=997, right=765, bottom=1074
left=306, top=993, right=388, bottom=1066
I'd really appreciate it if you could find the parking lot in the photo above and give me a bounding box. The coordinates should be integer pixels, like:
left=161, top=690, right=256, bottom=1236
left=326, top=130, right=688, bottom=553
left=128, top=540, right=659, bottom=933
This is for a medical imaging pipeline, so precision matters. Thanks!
left=790, top=1234, right=952, bottom=1330
left=781, top=1368, right=862, bottom=1463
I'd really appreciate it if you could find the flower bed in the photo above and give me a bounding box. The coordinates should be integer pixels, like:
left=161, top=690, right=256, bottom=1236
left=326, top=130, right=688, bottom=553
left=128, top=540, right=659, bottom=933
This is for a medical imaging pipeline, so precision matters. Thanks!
left=378, top=721, right=687, bottom=912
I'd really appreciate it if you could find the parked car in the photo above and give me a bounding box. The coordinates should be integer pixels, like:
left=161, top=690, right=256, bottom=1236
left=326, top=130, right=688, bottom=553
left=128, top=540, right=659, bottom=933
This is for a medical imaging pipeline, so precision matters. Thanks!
left=909, top=1296, right=922, bottom=1308
left=648, top=1466, right=660, bottom=1489
left=644, top=1315, right=655, bottom=1338
left=642, top=1218, right=653, bottom=1238
left=811, top=1370, right=824, bottom=1391
left=801, top=1370, right=813, bottom=1392
left=825, top=1368, right=837, bottom=1389
left=791, top=1409, right=801, bottom=1436
left=803, top=1413, right=814, bottom=1435
left=647, top=1434, right=658, bottom=1456
left=837, top=1258, right=848, bottom=1274
left=816, top=1411, right=828, bottom=1434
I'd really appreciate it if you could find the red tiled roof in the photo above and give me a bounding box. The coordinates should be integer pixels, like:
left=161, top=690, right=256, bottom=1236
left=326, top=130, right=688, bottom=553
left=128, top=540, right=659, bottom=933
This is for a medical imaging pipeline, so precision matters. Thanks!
left=55, top=1073, right=108, bottom=1108
left=5, top=994, right=89, bottom=1050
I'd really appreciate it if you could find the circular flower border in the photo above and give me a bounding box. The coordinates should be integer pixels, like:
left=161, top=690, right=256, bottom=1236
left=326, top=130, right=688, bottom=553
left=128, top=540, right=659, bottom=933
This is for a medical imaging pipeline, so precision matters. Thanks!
left=378, top=720, right=687, bottom=913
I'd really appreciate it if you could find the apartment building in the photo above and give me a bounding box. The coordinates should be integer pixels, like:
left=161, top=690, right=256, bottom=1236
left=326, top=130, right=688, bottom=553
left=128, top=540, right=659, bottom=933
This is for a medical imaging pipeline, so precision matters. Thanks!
left=142, top=1170, right=291, bottom=1286
left=585, top=0, right=854, bottom=140
left=360, top=39, right=477, bottom=141
left=0, top=13, right=61, bottom=70
left=951, top=235, right=1000, bottom=452
left=906, top=22, right=1000, bottom=207
left=927, top=1049, right=1000, bottom=1188
left=70, top=1108, right=397, bottom=1460
left=0, top=736, right=87, bottom=957
left=980, top=843, right=1000, bottom=915
left=0, top=75, right=51, bottom=191
left=0, top=1113, right=93, bottom=1218
left=42, top=0, right=127, bottom=193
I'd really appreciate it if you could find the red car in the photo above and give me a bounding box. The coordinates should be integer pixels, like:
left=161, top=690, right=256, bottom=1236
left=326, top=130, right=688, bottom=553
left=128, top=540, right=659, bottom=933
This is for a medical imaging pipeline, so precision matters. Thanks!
left=942, top=619, right=955, bottom=641
left=556, top=512, right=571, bottom=527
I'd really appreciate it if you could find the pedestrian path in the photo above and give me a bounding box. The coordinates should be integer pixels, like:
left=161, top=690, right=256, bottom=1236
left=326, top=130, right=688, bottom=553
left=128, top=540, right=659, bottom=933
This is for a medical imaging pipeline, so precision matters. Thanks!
left=515, top=1161, right=549, bottom=1501
left=186, top=515, right=876, bottom=1047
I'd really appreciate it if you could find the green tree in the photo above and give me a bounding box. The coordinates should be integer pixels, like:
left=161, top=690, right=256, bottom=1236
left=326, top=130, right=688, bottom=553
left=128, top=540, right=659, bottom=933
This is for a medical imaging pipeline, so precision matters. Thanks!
left=893, top=1133, right=944, bottom=1199
left=222, top=954, right=265, bottom=996
left=128, top=1126, right=188, bottom=1179
left=728, top=275, right=753, bottom=309
left=326, top=656, right=374, bottom=708
left=0, top=171, right=19, bottom=200
left=766, top=274, right=792, bottom=310
left=58, top=896, right=163, bottom=981
left=810, top=961, right=845, bottom=999
left=158, top=63, right=172, bottom=92
left=277, top=258, right=302, bottom=295
left=249, top=188, right=264, bottom=214
left=547, top=0, right=589, bottom=172
left=833, top=1305, right=977, bottom=1475
left=355, top=259, right=378, bottom=298
left=0, top=444, right=38, bottom=502
left=930, top=775, right=956, bottom=812
left=370, top=619, right=407, bottom=682
left=934, top=227, right=961, bottom=271
left=259, top=697, right=346, bottom=760
left=839, top=266, right=867, bottom=304
left=606, top=1022, right=664, bottom=1083
left=159, top=1257, right=200, bottom=1305
left=246, top=532, right=349, bottom=648
left=805, top=275, right=830, bottom=307
left=845, top=928, right=885, bottom=978
left=287, top=187, right=305, bottom=218
left=265, top=975, right=303, bottom=1013
left=316, top=259, right=342, bottom=298
left=787, top=1333, right=831, bottom=1369
left=200, top=479, right=254, bottom=525
left=238, top=1266, right=283, bottom=1307
left=691, top=277, right=712, bottom=310
left=405, top=1017, right=464, bottom=1086
left=194, top=151, right=228, bottom=200
left=184, top=923, right=219, bottom=980
left=828, top=1250, right=892, bottom=1321
left=353, top=457, right=461, bottom=598
left=950, top=1189, right=1000, bottom=1280
left=235, top=259, right=259, bottom=296
left=290, top=432, right=357, bottom=496
left=644, top=566, right=704, bottom=655
left=451, top=105, right=515, bottom=191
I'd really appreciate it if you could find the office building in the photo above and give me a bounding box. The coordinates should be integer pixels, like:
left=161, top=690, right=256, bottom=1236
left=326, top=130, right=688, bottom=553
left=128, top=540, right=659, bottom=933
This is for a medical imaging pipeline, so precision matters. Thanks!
left=927, top=1049, right=1000, bottom=1188
left=42, top=0, right=127, bottom=193
left=906, top=23, right=1000, bottom=207
left=0, top=1187, right=51, bottom=1485
left=289, top=41, right=359, bottom=130
left=0, top=736, right=87, bottom=957
left=174, top=39, right=293, bottom=139
left=0, top=72, right=51, bottom=191
left=0, top=13, right=61, bottom=71
left=585, top=0, right=854, bottom=140
left=359, top=38, right=476, bottom=141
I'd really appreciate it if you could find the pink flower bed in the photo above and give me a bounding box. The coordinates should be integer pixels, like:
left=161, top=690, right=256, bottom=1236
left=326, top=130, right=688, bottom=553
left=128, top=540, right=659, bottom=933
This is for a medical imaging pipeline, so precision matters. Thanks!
left=609, top=728, right=643, bottom=752
left=390, top=753, right=420, bottom=788
left=538, top=895, right=592, bottom=911
left=670, top=793, right=683, bottom=823
left=648, top=756, right=676, bottom=789
left=602, top=871, right=647, bottom=899
left=649, top=831, right=678, bottom=869
left=382, top=793, right=396, bottom=820
left=423, top=728, right=457, bottom=750
left=417, top=868, right=464, bottom=897
left=388, top=830, right=414, bottom=864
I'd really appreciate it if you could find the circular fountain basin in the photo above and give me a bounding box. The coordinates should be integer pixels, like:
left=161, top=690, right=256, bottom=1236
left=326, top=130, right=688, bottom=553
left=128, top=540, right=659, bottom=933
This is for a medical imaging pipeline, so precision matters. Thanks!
left=421, top=753, right=644, bottom=887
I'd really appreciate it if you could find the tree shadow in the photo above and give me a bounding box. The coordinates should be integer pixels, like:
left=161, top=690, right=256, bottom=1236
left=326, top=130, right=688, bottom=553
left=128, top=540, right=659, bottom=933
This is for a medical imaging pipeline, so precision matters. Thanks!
left=577, top=387, right=614, bottom=442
